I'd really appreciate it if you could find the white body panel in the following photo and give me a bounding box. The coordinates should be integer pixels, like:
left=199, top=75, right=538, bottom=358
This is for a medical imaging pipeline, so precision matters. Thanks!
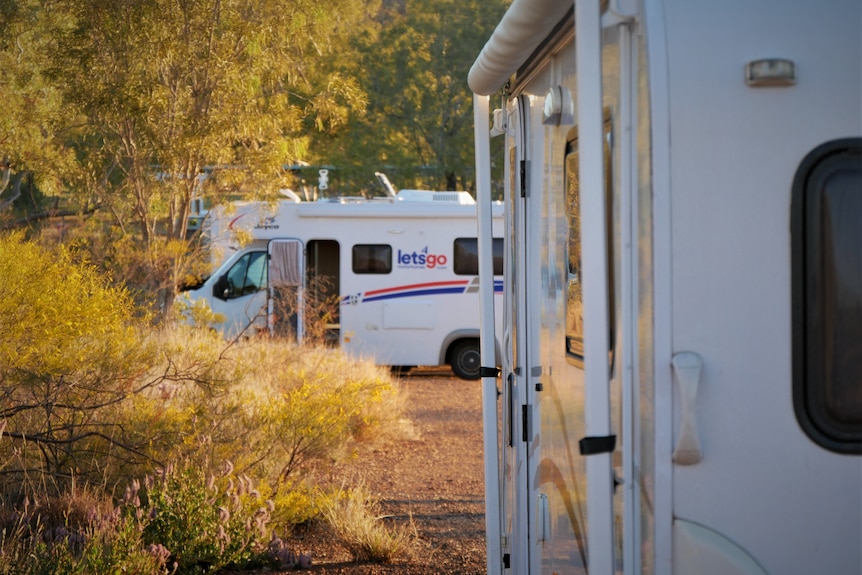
left=660, top=3, right=861, bottom=574
left=183, top=195, right=505, bottom=378
left=471, top=0, right=862, bottom=573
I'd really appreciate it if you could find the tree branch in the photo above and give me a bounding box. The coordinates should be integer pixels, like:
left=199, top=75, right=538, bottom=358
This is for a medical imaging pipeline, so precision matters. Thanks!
left=2, top=428, right=159, bottom=464
left=0, top=203, right=101, bottom=231
left=0, top=164, right=10, bottom=197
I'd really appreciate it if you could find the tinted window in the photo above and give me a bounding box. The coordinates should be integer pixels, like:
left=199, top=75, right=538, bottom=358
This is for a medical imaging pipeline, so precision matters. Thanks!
left=453, top=238, right=503, bottom=275
left=225, top=251, right=267, bottom=299
left=352, top=244, right=391, bottom=274
left=792, top=139, right=862, bottom=454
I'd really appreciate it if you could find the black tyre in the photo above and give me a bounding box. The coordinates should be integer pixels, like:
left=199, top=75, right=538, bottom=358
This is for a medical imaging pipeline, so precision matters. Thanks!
left=450, top=340, right=482, bottom=380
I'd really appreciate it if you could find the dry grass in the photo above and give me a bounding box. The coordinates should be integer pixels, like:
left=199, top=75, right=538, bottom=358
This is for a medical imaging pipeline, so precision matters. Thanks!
left=127, top=325, right=406, bottom=483
left=323, top=482, right=418, bottom=563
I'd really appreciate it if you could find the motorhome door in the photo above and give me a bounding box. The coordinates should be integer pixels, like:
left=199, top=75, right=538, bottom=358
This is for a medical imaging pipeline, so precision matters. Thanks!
left=268, top=239, right=304, bottom=341
left=501, top=94, right=532, bottom=574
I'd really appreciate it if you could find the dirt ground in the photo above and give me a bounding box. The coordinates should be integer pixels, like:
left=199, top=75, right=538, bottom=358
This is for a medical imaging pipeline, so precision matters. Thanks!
left=287, top=367, right=489, bottom=575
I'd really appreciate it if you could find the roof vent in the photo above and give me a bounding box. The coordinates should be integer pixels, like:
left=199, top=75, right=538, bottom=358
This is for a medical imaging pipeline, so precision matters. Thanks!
left=396, top=189, right=476, bottom=205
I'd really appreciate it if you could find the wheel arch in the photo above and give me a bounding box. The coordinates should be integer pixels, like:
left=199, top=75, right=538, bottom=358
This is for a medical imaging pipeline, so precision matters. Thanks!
left=440, top=329, right=501, bottom=367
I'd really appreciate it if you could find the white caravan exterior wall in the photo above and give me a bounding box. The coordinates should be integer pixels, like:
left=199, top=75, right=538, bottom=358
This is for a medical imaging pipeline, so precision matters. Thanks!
left=471, top=0, right=861, bottom=574
left=184, top=195, right=505, bottom=379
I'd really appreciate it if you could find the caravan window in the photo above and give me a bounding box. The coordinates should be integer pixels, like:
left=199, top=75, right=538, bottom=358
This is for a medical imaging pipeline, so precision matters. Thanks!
left=453, top=238, right=504, bottom=275
left=792, top=139, right=862, bottom=454
left=352, top=244, right=392, bottom=274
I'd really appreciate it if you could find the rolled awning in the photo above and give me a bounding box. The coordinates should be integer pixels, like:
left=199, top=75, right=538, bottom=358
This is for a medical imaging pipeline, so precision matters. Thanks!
left=468, top=0, right=572, bottom=96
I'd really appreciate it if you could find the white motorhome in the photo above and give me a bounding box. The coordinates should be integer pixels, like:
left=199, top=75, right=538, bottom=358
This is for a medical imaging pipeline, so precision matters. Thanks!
left=469, top=0, right=861, bottom=574
left=182, top=190, right=505, bottom=379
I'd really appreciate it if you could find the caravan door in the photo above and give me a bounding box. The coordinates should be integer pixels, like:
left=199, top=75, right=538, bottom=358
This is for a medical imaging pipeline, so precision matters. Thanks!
left=501, top=94, right=533, bottom=575
left=268, top=239, right=304, bottom=341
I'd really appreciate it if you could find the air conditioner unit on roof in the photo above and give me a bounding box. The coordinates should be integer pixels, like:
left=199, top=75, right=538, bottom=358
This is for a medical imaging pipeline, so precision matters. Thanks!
left=396, top=189, right=476, bottom=205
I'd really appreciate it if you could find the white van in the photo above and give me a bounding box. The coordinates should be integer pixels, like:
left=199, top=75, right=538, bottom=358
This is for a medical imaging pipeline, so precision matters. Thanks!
left=182, top=190, right=505, bottom=379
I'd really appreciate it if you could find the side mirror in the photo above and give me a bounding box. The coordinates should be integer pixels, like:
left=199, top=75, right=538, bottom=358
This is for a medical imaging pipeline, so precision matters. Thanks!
left=213, top=274, right=230, bottom=301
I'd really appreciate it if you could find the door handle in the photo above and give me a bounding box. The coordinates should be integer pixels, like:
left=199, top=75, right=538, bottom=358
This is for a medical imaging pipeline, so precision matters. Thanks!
left=672, top=351, right=703, bottom=465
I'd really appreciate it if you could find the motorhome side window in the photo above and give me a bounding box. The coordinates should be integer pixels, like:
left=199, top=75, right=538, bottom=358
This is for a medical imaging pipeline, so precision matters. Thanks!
left=224, top=251, right=267, bottom=299
left=565, top=122, right=615, bottom=366
left=453, top=238, right=504, bottom=275
left=792, top=139, right=862, bottom=454
left=352, top=244, right=392, bottom=274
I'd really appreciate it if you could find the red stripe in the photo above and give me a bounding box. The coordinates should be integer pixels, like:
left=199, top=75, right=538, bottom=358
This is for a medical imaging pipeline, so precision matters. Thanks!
left=365, top=280, right=469, bottom=297
left=228, top=214, right=245, bottom=230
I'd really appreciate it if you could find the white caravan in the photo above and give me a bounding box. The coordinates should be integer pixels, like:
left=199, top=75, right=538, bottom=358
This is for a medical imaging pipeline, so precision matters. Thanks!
left=470, top=0, right=861, bottom=574
left=183, top=190, right=505, bottom=380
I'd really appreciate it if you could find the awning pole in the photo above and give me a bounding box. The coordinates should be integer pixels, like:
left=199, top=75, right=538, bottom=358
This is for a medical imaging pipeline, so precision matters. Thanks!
left=474, top=92, right=503, bottom=575
left=576, top=0, right=616, bottom=571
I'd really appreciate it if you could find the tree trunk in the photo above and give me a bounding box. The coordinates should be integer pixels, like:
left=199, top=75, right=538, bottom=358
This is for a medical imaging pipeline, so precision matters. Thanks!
left=0, top=172, right=24, bottom=212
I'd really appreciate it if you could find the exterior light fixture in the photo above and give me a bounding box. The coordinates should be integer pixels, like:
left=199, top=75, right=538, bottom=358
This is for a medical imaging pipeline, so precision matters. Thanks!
left=745, top=58, right=796, bottom=87
left=542, top=85, right=574, bottom=126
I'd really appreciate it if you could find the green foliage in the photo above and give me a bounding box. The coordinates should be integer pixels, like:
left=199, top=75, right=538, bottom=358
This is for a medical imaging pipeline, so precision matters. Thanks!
left=0, top=0, right=77, bottom=202
left=269, top=479, right=324, bottom=529
left=47, top=0, right=373, bottom=315
left=0, top=233, right=156, bottom=493
left=323, top=482, right=416, bottom=563
left=172, top=297, right=227, bottom=332
left=1, top=0, right=509, bottom=316
left=225, top=340, right=403, bottom=482
left=0, top=496, right=169, bottom=575
left=310, top=0, right=509, bottom=193
left=1, top=0, right=376, bottom=316
left=0, top=233, right=139, bottom=369
left=137, top=462, right=273, bottom=573
left=121, top=327, right=403, bottom=487
left=0, top=462, right=276, bottom=575
left=29, top=516, right=169, bottom=575
left=0, top=232, right=408, bottom=570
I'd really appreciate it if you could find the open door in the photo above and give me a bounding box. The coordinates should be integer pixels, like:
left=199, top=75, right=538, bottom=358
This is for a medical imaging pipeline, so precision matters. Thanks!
left=305, top=239, right=341, bottom=346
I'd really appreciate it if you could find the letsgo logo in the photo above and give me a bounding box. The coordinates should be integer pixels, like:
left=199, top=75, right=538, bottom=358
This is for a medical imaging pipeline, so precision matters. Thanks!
left=397, top=246, right=447, bottom=269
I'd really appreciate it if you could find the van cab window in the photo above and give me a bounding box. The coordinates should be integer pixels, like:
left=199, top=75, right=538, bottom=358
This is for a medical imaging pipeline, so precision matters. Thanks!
left=223, top=251, right=267, bottom=299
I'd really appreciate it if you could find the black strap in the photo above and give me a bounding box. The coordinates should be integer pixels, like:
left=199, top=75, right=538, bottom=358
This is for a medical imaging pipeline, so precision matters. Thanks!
left=479, top=366, right=501, bottom=378
left=579, top=435, right=617, bottom=456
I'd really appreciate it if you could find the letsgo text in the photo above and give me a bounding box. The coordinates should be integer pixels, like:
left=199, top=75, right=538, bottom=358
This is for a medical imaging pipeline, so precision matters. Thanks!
left=397, top=248, right=447, bottom=269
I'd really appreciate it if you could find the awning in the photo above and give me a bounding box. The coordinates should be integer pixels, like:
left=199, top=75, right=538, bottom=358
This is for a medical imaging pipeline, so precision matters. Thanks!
left=468, top=0, right=572, bottom=96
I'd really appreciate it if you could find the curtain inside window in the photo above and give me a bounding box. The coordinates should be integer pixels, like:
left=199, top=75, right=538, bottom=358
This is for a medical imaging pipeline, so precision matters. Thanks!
left=270, top=241, right=301, bottom=287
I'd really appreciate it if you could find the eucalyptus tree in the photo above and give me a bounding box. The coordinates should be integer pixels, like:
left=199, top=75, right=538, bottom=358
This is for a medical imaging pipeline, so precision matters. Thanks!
left=0, top=0, right=76, bottom=214
left=311, top=0, right=509, bottom=193
left=52, top=0, right=370, bottom=312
